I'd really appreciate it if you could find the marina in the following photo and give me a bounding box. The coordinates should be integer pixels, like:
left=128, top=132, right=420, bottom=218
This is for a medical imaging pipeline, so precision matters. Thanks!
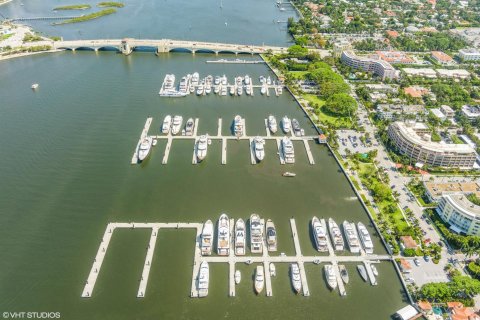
left=131, top=117, right=321, bottom=165
left=82, top=219, right=389, bottom=299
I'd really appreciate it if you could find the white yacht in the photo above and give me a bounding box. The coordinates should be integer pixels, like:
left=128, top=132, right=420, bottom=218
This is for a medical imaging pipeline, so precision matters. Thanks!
left=281, top=116, right=291, bottom=133
left=217, top=213, right=230, bottom=256
left=312, top=216, right=328, bottom=252
left=137, top=136, right=153, bottom=162
left=245, top=85, right=252, bottom=96
left=277, top=85, right=283, bottom=95
left=250, top=214, right=263, bottom=254
left=229, top=85, right=235, bottom=96
left=357, top=265, right=368, bottom=282
left=260, top=86, right=267, bottom=95
left=164, top=74, right=175, bottom=91
left=214, top=76, right=221, bottom=85
left=324, top=264, right=337, bottom=290
left=31, top=83, right=39, bottom=90
left=221, top=75, right=227, bottom=86
left=162, top=115, right=172, bottom=134
left=201, top=220, right=213, bottom=256
left=171, top=115, right=183, bottom=135
left=290, top=263, right=302, bottom=294
left=236, top=77, right=243, bottom=96
left=357, top=222, right=374, bottom=254
left=196, top=135, right=208, bottom=162
left=235, top=218, right=246, bottom=256
left=235, top=270, right=241, bottom=284
left=259, top=76, right=265, bottom=84
left=196, top=80, right=205, bottom=96
left=178, top=76, right=188, bottom=94
left=254, top=265, right=264, bottom=294
left=268, top=115, right=278, bottom=133
left=197, top=261, right=209, bottom=297
left=220, top=85, right=227, bottom=96
left=281, top=137, right=295, bottom=164
left=328, top=218, right=345, bottom=251
left=343, top=221, right=361, bottom=254
left=266, top=76, right=272, bottom=85
left=253, top=136, right=265, bottom=162
left=339, top=264, right=349, bottom=284
left=233, top=115, right=244, bottom=137
left=244, top=74, right=251, bottom=85
left=185, top=118, right=195, bottom=136
left=205, top=76, right=212, bottom=94
left=371, top=264, right=378, bottom=277
left=265, top=219, right=277, bottom=252
left=190, top=72, right=200, bottom=92
left=269, top=263, right=276, bottom=277
left=291, top=118, right=301, bottom=136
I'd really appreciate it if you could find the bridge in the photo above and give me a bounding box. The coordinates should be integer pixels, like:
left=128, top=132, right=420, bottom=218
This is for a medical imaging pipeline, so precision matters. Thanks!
left=22, top=38, right=330, bottom=56
left=8, top=16, right=82, bottom=22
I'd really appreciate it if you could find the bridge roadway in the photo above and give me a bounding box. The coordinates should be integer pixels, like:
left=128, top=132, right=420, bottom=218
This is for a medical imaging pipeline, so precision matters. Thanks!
left=21, top=38, right=330, bottom=56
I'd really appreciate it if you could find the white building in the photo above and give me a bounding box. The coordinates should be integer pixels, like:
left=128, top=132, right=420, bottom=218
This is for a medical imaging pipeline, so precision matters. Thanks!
left=430, top=108, right=446, bottom=121
left=462, top=105, right=480, bottom=120
left=437, top=194, right=480, bottom=236
left=403, top=68, right=437, bottom=78
left=436, top=69, right=470, bottom=79
left=340, top=51, right=399, bottom=80
left=458, top=48, right=480, bottom=61
left=440, top=105, right=455, bottom=118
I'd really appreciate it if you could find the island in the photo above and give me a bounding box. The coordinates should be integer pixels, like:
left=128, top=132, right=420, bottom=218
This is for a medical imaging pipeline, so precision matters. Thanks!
left=97, top=2, right=124, bottom=8
left=53, top=4, right=91, bottom=10
left=53, top=8, right=116, bottom=25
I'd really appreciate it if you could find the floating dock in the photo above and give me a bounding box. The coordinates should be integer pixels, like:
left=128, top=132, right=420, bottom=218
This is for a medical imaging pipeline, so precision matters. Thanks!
left=217, top=118, right=222, bottom=136
left=321, top=218, right=334, bottom=256
left=162, top=137, right=173, bottom=164
left=264, top=119, right=271, bottom=137
left=276, top=138, right=285, bottom=165
left=303, top=139, right=315, bottom=165
left=131, top=117, right=153, bottom=164
left=222, top=138, right=227, bottom=165
left=249, top=138, right=256, bottom=165
left=83, top=220, right=390, bottom=298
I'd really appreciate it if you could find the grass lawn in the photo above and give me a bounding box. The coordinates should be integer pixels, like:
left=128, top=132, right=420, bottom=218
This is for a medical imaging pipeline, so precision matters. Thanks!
left=451, top=135, right=464, bottom=144
left=378, top=200, right=409, bottom=233
left=1, top=33, right=13, bottom=41
left=289, top=71, right=309, bottom=79
left=302, top=94, right=354, bottom=128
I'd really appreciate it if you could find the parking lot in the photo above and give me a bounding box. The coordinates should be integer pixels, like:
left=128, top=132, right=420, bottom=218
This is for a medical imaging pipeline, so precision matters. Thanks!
left=404, top=257, right=449, bottom=287
left=336, top=129, right=374, bottom=157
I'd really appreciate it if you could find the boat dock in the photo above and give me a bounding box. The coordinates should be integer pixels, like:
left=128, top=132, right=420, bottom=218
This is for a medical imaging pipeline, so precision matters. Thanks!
left=205, top=59, right=266, bottom=64
left=364, top=261, right=378, bottom=286
left=249, top=138, right=256, bottom=165
left=162, top=136, right=173, bottom=164
left=276, top=138, right=285, bottom=165
left=303, top=139, right=315, bottom=165
left=82, top=220, right=390, bottom=298
left=137, top=227, right=159, bottom=297
left=331, top=261, right=347, bottom=296
left=264, top=119, right=271, bottom=137
left=131, top=117, right=153, bottom=164
left=321, top=218, right=334, bottom=256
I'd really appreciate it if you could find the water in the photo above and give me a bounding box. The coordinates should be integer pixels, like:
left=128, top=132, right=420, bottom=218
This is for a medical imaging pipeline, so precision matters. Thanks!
left=0, top=1, right=408, bottom=319
left=2, top=0, right=294, bottom=45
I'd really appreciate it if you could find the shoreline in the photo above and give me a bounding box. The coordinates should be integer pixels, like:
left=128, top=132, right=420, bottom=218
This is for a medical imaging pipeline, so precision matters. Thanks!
left=0, top=49, right=64, bottom=61
left=0, top=0, right=12, bottom=6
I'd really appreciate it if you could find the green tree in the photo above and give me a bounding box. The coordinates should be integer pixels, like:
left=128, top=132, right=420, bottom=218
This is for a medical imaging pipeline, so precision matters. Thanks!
left=287, top=45, right=308, bottom=58
left=323, top=93, right=357, bottom=117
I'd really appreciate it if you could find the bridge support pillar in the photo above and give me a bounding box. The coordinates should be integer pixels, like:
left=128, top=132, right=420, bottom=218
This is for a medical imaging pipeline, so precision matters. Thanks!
left=94, top=48, right=99, bottom=52
left=72, top=48, right=76, bottom=52
left=120, top=39, right=133, bottom=56
left=156, top=45, right=169, bottom=55
left=215, top=51, right=218, bottom=55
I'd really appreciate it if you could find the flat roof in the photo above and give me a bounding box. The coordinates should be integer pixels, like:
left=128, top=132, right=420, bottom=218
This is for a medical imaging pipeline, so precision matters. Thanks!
left=425, top=182, right=480, bottom=198
left=391, top=122, right=476, bottom=154
left=449, top=194, right=480, bottom=216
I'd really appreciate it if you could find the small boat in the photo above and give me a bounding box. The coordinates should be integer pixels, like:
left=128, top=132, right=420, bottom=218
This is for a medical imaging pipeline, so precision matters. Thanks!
left=244, top=74, right=251, bottom=85
left=266, top=76, right=272, bottom=85
left=371, top=264, right=378, bottom=277
left=291, top=118, right=301, bottom=136
left=328, top=218, right=345, bottom=251
left=201, top=220, right=213, bottom=256
left=250, top=214, right=263, bottom=254
left=245, top=85, right=252, bottom=96
left=197, top=261, right=209, bottom=298
left=214, top=76, right=221, bottom=85
left=269, top=263, right=276, bottom=277
left=324, top=264, right=337, bottom=290
left=191, top=72, right=199, bottom=93
left=217, top=213, right=230, bottom=256
left=339, top=265, right=349, bottom=284
left=259, top=76, right=266, bottom=83
left=196, top=135, right=208, bottom=162
left=221, top=75, right=227, bottom=86
left=312, top=216, right=328, bottom=252
left=235, top=270, right=241, bottom=284
left=281, top=116, right=291, bottom=133
left=233, top=115, right=244, bottom=137
left=196, top=81, right=205, bottom=96
left=171, top=115, right=183, bottom=135
left=245, top=259, right=252, bottom=265
left=265, top=219, right=277, bottom=252
left=290, top=263, right=302, bottom=294
left=254, top=265, right=264, bottom=294
left=281, top=136, right=295, bottom=164
left=137, top=136, right=153, bottom=161
left=185, top=118, right=195, bottom=136
left=235, top=218, right=246, bottom=256
left=220, top=85, right=227, bottom=96
left=357, top=265, right=368, bottom=282
left=268, top=115, right=278, bottom=133
left=253, top=136, right=265, bottom=162
left=357, top=222, right=374, bottom=254
left=162, top=115, right=172, bottom=134
left=31, top=83, right=39, bottom=90
left=229, top=85, right=235, bottom=95
left=282, top=172, right=296, bottom=177
left=261, top=86, right=267, bottom=95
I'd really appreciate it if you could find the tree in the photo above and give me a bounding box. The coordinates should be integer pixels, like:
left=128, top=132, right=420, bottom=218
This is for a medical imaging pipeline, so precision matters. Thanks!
left=323, top=93, right=357, bottom=117
left=287, top=45, right=308, bottom=58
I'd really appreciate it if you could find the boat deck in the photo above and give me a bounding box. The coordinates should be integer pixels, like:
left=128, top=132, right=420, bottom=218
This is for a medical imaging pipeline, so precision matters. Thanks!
left=81, top=220, right=390, bottom=299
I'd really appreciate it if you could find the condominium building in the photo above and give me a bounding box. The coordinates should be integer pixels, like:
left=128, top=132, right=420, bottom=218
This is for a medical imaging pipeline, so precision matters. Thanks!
left=431, top=51, right=453, bottom=64
left=387, top=121, right=477, bottom=169
left=458, top=48, right=480, bottom=61
left=437, top=194, right=480, bottom=236
left=340, top=51, right=399, bottom=80
left=440, top=105, right=455, bottom=118
left=462, top=105, right=480, bottom=120
left=333, top=41, right=352, bottom=58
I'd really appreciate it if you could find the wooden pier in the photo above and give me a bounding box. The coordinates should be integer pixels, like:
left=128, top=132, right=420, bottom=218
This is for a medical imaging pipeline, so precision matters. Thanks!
left=303, top=139, right=315, bottom=165
left=332, top=261, right=347, bottom=296
left=276, top=138, right=285, bottom=165
left=131, top=117, right=153, bottom=164
left=137, top=227, right=159, bottom=297
left=364, top=261, right=378, bottom=286
left=222, top=138, right=227, bottom=164
left=162, top=136, right=173, bottom=164
left=290, top=218, right=310, bottom=296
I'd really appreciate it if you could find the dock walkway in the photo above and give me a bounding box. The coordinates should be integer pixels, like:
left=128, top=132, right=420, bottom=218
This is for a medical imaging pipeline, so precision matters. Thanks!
left=131, top=117, right=153, bottom=164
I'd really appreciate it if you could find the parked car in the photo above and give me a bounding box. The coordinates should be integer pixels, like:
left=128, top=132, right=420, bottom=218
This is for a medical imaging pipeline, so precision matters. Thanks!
left=424, top=255, right=430, bottom=262
left=414, top=258, right=420, bottom=266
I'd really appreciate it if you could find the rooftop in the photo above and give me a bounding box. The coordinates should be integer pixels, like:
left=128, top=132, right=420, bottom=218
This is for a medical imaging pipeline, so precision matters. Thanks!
left=448, top=194, right=480, bottom=216
left=376, top=50, right=414, bottom=63
left=431, top=51, right=453, bottom=62
left=425, top=182, right=480, bottom=198
left=404, top=86, right=430, bottom=98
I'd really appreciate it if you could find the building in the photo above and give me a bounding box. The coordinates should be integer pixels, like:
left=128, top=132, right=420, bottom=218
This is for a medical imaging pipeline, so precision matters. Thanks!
left=447, top=302, right=480, bottom=320
left=399, top=259, right=412, bottom=273
left=417, top=301, right=433, bottom=316
left=431, top=51, right=453, bottom=64
left=400, top=236, right=418, bottom=249
left=376, top=50, right=414, bottom=64
left=458, top=48, right=480, bottom=61
left=440, top=105, right=455, bottom=118
left=462, top=105, right=480, bottom=120
left=424, top=181, right=480, bottom=202
left=403, top=68, right=437, bottom=78
left=386, top=30, right=400, bottom=38
left=376, top=104, right=425, bottom=120
left=404, top=86, right=430, bottom=98
left=430, top=108, right=447, bottom=121
left=395, top=305, right=419, bottom=320
left=340, top=51, right=399, bottom=80
left=333, top=41, right=352, bottom=58
left=365, top=84, right=398, bottom=93
left=388, top=121, right=477, bottom=169
left=436, top=69, right=470, bottom=79
left=437, top=194, right=480, bottom=236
